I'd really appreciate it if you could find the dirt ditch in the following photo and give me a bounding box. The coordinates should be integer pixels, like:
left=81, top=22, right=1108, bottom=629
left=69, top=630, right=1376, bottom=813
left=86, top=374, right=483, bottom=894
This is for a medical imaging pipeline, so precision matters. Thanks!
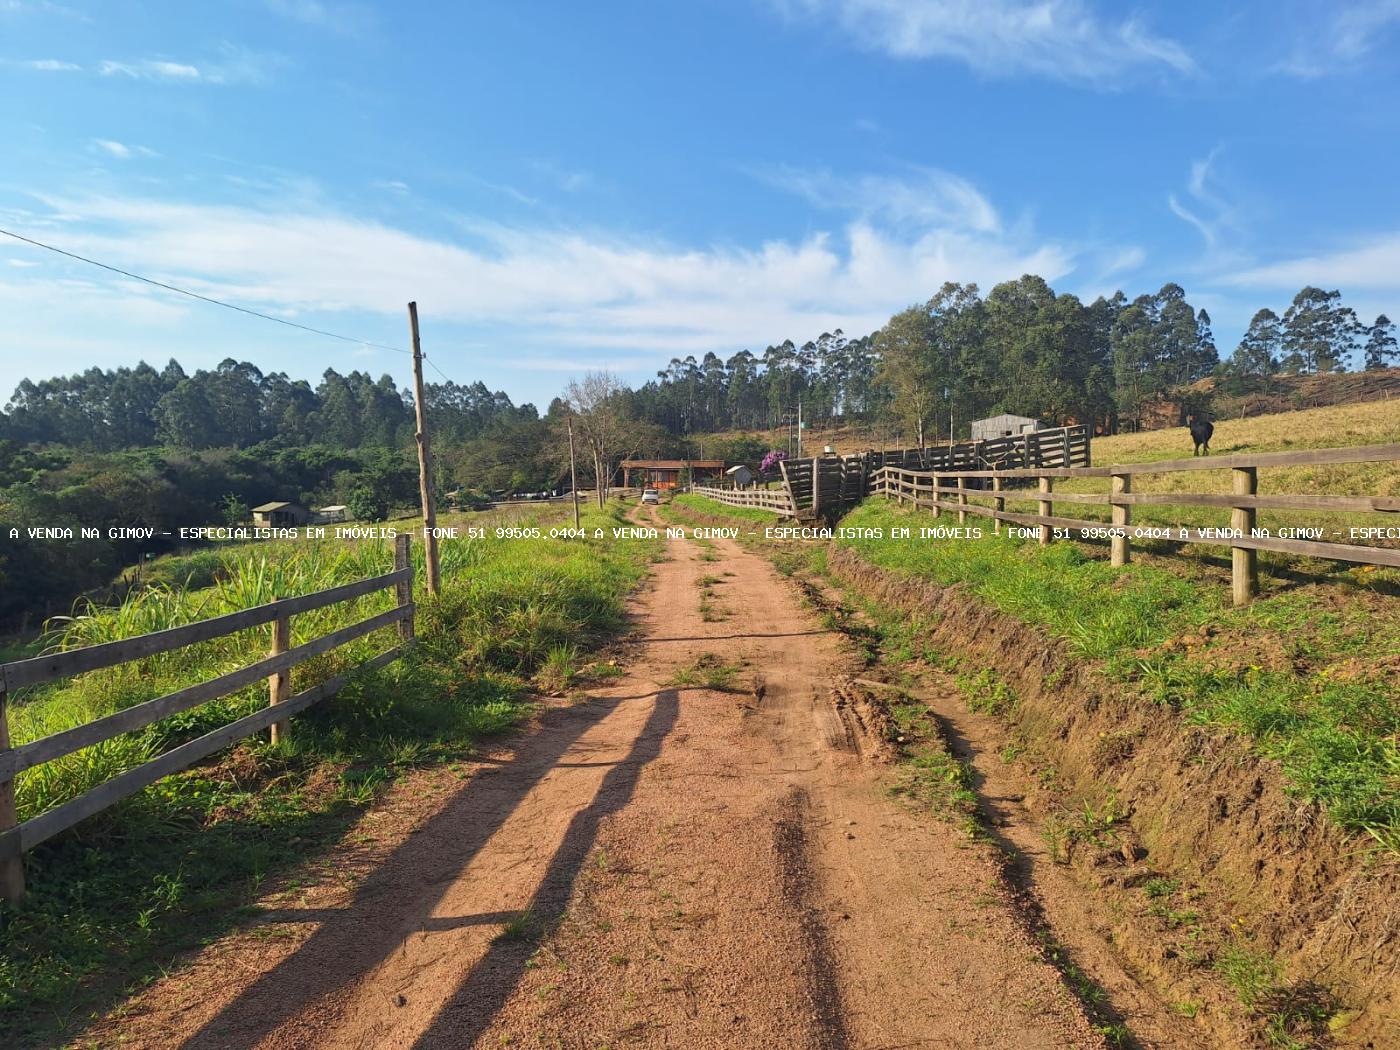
left=824, top=543, right=1400, bottom=1048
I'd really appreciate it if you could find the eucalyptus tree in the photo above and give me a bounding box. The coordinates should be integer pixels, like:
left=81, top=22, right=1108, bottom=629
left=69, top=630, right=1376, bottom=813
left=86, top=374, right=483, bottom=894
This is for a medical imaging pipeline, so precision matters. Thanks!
left=1363, top=315, right=1398, bottom=371
left=1280, top=287, right=1360, bottom=373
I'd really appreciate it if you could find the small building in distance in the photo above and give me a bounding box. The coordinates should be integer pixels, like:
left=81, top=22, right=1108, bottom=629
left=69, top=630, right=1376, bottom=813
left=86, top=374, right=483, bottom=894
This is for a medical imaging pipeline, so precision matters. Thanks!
left=970, top=414, right=1044, bottom=441
left=252, top=501, right=311, bottom=527
left=314, top=505, right=349, bottom=524
left=620, top=459, right=725, bottom=490
left=725, top=464, right=755, bottom=488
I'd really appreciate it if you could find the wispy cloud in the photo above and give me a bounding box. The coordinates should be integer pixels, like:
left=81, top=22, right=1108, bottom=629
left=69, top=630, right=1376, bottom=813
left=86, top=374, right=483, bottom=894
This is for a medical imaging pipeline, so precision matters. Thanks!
left=1225, top=233, right=1400, bottom=291
left=262, top=0, right=374, bottom=34
left=769, top=0, right=1194, bottom=83
left=91, top=139, right=158, bottom=160
left=1275, top=0, right=1400, bottom=77
left=1166, top=146, right=1243, bottom=262
left=97, top=46, right=283, bottom=86
left=100, top=59, right=201, bottom=81
left=757, top=164, right=1001, bottom=233
left=530, top=160, right=593, bottom=194
left=22, top=57, right=80, bottom=71
left=371, top=179, right=410, bottom=194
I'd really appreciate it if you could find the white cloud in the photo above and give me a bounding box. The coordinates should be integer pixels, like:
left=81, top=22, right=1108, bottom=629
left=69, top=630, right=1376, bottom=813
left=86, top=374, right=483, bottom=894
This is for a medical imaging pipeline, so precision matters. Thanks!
left=91, top=139, right=158, bottom=160
left=93, top=139, right=132, bottom=159
left=1225, top=233, right=1400, bottom=291
left=1274, top=1, right=1400, bottom=77
left=1099, top=245, right=1145, bottom=278
left=24, top=57, right=80, bottom=71
left=96, top=46, right=280, bottom=86
left=769, top=0, right=1194, bottom=82
left=10, top=182, right=1076, bottom=361
left=1168, top=194, right=1215, bottom=250
left=100, top=59, right=201, bottom=80
left=371, top=179, right=410, bottom=194
left=759, top=165, right=1002, bottom=233
left=1167, top=147, right=1239, bottom=258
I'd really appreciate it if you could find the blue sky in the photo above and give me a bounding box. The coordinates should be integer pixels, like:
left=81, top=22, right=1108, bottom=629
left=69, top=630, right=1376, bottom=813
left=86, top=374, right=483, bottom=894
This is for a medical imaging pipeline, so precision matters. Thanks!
left=2, top=0, right=1400, bottom=409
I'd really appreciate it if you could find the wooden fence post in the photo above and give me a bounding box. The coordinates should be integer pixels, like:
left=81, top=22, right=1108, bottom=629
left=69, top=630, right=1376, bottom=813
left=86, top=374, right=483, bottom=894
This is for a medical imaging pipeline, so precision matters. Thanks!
left=1232, top=467, right=1259, bottom=606
left=957, top=475, right=968, bottom=524
left=1038, top=475, right=1053, bottom=546
left=811, top=457, right=822, bottom=518
left=268, top=602, right=291, bottom=745
left=0, top=685, right=24, bottom=902
left=395, top=533, right=415, bottom=641
left=992, top=476, right=1003, bottom=535
left=1111, top=473, right=1131, bottom=567
left=931, top=474, right=941, bottom=518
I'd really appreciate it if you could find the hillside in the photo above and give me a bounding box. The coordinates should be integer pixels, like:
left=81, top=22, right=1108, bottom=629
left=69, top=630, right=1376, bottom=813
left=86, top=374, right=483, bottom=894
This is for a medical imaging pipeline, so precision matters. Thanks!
left=695, top=367, right=1400, bottom=462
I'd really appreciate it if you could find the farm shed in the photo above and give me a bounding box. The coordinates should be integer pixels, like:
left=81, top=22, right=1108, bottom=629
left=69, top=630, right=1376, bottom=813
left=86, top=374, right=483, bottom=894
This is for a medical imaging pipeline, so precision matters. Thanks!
left=314, top=505, right=349, bottom=523
left=970, top=414, right=1044, bottom=441
left=725, top=464, right=755, bottom=487
left=620, top=459, right=725, bottom=490
left=252, top=501, right=311, bottom=527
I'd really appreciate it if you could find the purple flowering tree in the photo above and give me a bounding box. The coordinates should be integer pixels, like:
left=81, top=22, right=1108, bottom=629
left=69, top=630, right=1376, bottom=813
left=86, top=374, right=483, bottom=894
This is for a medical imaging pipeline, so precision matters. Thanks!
left=760, top=449, right=787, bottom=474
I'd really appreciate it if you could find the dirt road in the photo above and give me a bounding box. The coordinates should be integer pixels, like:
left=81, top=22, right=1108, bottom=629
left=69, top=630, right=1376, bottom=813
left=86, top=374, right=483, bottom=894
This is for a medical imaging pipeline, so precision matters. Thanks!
left=85, top=512, right=1155, bottom=1049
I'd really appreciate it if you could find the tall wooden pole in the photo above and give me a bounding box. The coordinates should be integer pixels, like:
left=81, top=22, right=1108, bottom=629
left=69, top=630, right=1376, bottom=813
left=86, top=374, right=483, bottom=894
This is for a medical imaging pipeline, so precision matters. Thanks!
left=408, top=302, right=440, bottom=596
left=567, top=415, right=581, bottom=530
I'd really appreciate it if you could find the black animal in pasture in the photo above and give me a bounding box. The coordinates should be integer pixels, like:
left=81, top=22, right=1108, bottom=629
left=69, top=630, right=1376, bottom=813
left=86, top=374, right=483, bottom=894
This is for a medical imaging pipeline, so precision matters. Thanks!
left=1186, top=414, right=1214, bottom=456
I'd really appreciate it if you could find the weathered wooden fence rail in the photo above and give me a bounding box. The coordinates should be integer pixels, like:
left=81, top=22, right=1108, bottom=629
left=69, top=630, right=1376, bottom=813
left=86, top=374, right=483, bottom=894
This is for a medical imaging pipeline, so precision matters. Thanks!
left=691, top=483, right=796, bottom=515
left=686, top=425, right=1091, bottom=519
left=874, top=443, right=1400, bottom=607
left=0, top=534, right=417, bottom=901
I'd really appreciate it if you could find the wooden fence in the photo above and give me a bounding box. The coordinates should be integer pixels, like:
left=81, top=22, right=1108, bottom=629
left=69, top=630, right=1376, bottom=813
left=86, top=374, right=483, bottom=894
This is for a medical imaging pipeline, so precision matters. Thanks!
left=874, top=443, right=1400, bottom=607
left=685, top=425, right=1091, bottom=519
left=0, top=535, right=417, bottom=901
left=689, top=483, right=796, bottom=515
left=867, top=424, right=1092, bottom=474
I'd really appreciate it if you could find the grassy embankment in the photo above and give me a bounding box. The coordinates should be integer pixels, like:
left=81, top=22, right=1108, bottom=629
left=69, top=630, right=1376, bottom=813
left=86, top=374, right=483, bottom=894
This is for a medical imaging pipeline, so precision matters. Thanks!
left=0, top=501, right=652, bottom=1038
left=832, top=500, right=1400, bottom=848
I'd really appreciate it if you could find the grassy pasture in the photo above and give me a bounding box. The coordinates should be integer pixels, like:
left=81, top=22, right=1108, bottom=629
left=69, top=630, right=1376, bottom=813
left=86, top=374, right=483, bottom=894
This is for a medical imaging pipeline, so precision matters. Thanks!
left=0, top=500, right=651, bottom=1036
left=1046, top=399, right=1400, bottom=541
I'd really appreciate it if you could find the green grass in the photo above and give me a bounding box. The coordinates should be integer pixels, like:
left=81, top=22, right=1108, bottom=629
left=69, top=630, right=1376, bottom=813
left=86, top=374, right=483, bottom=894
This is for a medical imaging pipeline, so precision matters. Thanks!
left=835, top=499, right=1400, bottom=848
left=0, top=501, right=651, bottom=1040
left=667, top=653, right=744, bottom=692
left=880, top=690, right=980, bottom=834
left=668, top=492, right=782, bottom=525
left=1214, top=942, right=1336, bottom=1049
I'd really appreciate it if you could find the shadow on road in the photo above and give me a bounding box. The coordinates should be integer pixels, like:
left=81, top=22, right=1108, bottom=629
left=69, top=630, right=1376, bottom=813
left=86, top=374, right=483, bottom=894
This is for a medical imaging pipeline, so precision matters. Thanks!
left=407, top=688, right=680, bottom=1048
left=180, top=691, right=668, bottom=1050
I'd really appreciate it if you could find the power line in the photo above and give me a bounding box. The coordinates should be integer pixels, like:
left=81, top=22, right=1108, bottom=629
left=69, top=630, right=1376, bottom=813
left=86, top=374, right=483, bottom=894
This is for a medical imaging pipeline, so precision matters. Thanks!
left=422, top=355, right=455, bottom=385
left=0, top=225, right=411, bottom=355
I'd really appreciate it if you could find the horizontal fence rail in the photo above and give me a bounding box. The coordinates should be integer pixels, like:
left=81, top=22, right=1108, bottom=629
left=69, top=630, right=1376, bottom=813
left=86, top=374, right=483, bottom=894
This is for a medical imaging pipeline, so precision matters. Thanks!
left=0, top=534, right=417, bottom=901
left=873, top=442, right=1400, bottom=608
left=691, top=483, right=796, bottom=515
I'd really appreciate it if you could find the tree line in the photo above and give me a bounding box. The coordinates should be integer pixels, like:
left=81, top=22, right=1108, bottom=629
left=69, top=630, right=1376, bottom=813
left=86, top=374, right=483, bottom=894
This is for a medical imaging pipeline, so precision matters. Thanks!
left=0, top=358, right=538, bottom=452
left=624, top=280, right=1396, bottom=443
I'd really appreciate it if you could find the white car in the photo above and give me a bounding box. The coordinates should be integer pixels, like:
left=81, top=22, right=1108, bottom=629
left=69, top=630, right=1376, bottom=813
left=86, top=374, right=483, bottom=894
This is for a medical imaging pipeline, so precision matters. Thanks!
left=641, top=488, right=660, bottom=505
